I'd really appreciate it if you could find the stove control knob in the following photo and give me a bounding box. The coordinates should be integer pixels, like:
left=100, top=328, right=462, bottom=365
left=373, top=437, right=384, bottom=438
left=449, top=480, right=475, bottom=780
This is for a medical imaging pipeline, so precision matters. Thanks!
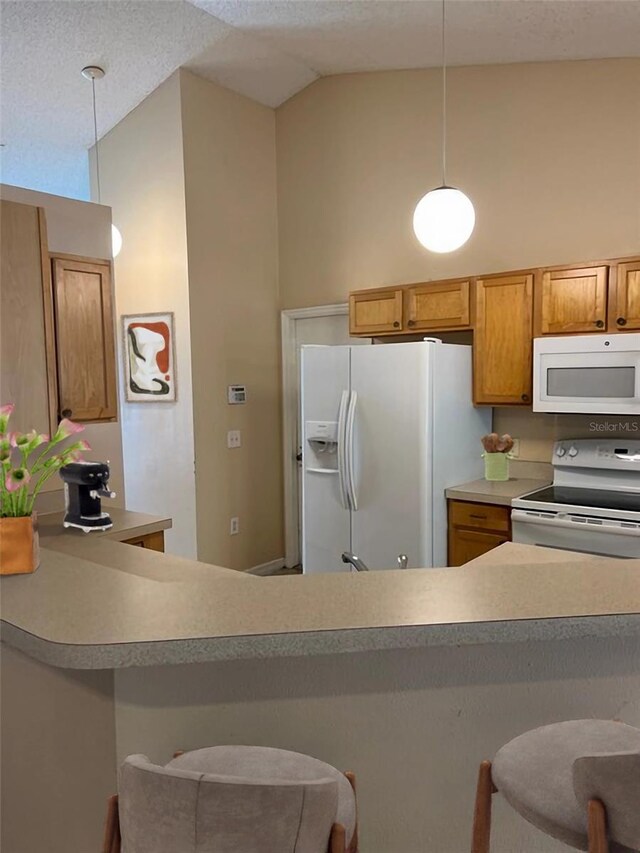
left=568, top=446, right=579, bottom=458
left=556, top=446, right=566, bottom=457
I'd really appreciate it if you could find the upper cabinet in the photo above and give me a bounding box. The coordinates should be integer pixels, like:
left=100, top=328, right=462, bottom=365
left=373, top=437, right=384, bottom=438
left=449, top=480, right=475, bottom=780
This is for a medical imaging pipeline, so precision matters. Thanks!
left=405, top=279, right=471, bottom=331
left=473, top=274, right=533, bottom=406
left=611, top=260, right=640, bottom=331
left=537, top=265, right=608, bottom=335
left=347, top=254, right=639, bottom=407
left=0, top=200, right=57, bottom=435
left=349, top=287, right=404, bottom=336
left=51, top=255, right=117, bottom=422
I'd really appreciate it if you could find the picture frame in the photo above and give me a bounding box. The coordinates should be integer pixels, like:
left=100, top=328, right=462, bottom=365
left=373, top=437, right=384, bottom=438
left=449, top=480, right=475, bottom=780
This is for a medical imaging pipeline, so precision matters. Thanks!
left=122, top=312, right=177, bottom=402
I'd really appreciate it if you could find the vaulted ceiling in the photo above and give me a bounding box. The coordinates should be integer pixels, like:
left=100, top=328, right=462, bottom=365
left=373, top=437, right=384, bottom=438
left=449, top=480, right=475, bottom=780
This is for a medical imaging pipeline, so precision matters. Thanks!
left=2, top=0, right=639, bottom=199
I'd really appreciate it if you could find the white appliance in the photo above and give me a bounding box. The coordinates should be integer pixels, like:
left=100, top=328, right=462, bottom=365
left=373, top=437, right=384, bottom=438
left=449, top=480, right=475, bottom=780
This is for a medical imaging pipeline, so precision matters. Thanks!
left=533, top=333, right=640, bottom=415
left=300, top=340, right=492, bottom=572
left=512, top=439, right=640, bottom=559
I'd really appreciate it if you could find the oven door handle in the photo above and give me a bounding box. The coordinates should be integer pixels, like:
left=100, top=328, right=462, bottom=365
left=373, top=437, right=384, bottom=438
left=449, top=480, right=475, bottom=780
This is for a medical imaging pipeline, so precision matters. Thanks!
left=511, top=510, right=640, bottom=537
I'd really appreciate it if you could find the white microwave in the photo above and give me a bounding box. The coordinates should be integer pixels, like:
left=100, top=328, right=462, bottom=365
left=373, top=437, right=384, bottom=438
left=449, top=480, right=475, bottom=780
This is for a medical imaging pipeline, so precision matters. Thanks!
left=533, top=333, right=640, bottom=415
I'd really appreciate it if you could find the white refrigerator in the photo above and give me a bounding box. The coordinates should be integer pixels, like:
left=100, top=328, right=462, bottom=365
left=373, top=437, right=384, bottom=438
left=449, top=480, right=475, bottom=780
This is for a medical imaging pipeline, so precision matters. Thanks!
left=301, top=340, right=492, bottom=572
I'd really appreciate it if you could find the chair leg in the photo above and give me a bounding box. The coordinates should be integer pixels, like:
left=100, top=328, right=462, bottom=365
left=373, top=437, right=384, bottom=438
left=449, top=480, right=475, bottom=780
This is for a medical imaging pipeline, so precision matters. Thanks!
left=587, top=799, right=609, bottom=853
left=344, top=771, right=358, bottom=853
left=102, top=794, right=121, bottom=853
left=329, top=822, right=347, bottom=853
left=471, top=760, right=495, bottom=853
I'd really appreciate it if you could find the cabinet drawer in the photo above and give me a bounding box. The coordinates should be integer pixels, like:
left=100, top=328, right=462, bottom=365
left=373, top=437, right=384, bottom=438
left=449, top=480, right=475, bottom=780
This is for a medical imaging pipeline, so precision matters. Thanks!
left=449, top=500, right=511, bottom=533
left=123, top=531, right=165, bottom=552
left=449, top=528, right=509, bottom=566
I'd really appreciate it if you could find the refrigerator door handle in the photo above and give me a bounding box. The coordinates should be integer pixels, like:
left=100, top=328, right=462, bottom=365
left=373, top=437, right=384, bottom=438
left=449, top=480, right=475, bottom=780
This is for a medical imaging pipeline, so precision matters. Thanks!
left=345, top=390, right=358, bottom=511
left=337, top=390, right=351, bottom=510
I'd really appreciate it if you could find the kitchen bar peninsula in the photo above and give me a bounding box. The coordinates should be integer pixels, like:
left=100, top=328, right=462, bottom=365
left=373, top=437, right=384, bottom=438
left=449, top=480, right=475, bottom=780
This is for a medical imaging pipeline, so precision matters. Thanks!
left=2, top=524, right=640, bottom=853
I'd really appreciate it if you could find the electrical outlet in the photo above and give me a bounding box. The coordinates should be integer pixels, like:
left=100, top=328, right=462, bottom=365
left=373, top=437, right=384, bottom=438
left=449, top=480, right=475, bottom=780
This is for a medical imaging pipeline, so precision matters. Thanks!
left=230, top=517, right=240, bottom=535
left=510, top=438, right=520, bottom=458
left=227, top=430, right=241, bottom=449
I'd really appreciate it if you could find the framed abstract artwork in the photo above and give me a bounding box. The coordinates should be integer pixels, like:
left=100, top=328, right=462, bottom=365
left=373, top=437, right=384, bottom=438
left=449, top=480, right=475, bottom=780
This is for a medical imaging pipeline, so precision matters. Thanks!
left=122, top=313, right=177, bottom=402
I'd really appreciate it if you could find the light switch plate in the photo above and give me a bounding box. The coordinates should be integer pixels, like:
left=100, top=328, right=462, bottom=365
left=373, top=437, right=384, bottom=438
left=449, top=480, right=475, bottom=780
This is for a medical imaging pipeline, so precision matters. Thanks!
left=227, top=430, right=241, bottom=449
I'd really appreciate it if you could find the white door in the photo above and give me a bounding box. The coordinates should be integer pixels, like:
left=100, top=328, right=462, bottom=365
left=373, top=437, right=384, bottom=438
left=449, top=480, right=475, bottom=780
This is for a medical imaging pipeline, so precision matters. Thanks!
left=289, top=313, right=368, bottom=566
left=301, top=345, right=351, bottom=573
left=350, top=343, right=433, bottom=570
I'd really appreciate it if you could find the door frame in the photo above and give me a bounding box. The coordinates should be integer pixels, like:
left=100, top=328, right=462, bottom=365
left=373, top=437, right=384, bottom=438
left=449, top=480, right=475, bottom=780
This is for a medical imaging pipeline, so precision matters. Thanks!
left=281, top=304, right=349, bottom=567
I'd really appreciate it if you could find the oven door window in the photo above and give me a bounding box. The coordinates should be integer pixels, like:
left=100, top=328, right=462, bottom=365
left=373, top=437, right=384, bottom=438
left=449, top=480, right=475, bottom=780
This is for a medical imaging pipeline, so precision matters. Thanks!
left=547, top=366, right=636, bottom=399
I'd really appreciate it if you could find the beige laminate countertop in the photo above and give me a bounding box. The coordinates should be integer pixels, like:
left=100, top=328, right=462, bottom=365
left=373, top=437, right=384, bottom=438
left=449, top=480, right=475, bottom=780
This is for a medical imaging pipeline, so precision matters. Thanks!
left=37, top=507, right=173, bottom=542
left=445, top=478, right=551, bottom=506
left=2, top=526, right=639, bottom=669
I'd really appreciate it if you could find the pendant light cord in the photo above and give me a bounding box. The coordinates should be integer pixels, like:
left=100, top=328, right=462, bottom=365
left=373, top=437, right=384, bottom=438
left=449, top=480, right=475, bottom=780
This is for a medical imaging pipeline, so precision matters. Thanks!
left=441, top=0, right=447, bottom=187
left=91, top=76, right=102, bottom=203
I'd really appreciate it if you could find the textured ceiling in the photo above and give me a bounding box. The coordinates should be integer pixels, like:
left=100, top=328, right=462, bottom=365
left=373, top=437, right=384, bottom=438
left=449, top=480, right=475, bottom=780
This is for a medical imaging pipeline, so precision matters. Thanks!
left=1, top=0, right=639, bottom=200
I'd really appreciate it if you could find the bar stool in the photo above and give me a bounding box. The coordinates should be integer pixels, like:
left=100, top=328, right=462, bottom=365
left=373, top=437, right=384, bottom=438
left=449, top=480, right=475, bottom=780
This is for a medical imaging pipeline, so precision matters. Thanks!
left=471, top=719, right=640, bottom=853
left=103, top=745, right=358, bottom=853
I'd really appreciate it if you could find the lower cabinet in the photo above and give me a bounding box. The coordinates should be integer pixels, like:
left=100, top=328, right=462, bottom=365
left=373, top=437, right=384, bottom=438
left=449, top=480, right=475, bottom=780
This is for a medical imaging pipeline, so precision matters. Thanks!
left=447, top=500, right=511, bottom=566
left=123, top=531, right=165, bottom=552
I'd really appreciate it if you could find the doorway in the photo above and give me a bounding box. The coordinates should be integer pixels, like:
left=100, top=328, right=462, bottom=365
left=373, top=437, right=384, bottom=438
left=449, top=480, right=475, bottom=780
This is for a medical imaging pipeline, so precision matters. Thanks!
left=281, top=305, right=370, bottom=567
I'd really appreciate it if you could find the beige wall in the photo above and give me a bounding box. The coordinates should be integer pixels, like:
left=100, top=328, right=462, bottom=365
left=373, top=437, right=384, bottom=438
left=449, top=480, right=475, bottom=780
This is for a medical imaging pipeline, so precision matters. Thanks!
left=95, top=73, right=198, bottom=557
left=0, top=184, right=125, bottom=512
left=180, top=70, right=283, bottom=570
left=276, top=59, right=640, bottom=464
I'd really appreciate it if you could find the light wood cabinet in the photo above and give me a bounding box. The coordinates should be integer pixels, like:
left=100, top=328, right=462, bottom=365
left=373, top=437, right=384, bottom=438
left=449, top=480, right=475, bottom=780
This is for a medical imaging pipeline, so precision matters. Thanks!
left=473, top=274, right=533, bottom=406
left=537, top=265, right=608, bottom=335
left=405, top=279, right=471, bottom=331
left=123, top=531, right=165, bottom=552
left=611, top=260, right=640, bottom=331
left=448, top=500, right=511, bottom=566
left=0, top=200, right=58, bottom=435
left=349, top=288, right=404, bottom=336
left=51, top=255, right=117, bottom=423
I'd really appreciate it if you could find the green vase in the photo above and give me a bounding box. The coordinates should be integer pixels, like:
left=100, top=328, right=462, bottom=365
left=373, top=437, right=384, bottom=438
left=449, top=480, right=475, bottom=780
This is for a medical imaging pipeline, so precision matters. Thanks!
left=483, top=452, right=509, bottom=482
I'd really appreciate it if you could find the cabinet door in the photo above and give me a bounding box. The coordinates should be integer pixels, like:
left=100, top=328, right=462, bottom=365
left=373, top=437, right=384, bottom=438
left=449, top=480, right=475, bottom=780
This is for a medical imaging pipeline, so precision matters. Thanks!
left=0, top=201, right=57, bottom=435
left=538, top=265, right=608, bottom=334
left=474, top=274, right=533, bottom=406
left=52, top=256, right=117, bottom=422
left=611, top=260, right=640, bottom=331
left=448, top=528, right=509, bottom=566
left=405, top=280, right=471, bottom=331
left=349, top=288, right=403, bottom=335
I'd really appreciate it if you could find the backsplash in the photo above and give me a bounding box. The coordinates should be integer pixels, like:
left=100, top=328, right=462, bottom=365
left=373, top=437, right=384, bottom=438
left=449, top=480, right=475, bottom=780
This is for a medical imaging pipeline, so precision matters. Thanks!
left=494, top=409, right=639, bottom=475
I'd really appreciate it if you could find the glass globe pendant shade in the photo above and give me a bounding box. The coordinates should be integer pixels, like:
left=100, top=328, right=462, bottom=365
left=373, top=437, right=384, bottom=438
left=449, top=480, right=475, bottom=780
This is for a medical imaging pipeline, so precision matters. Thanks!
left=111, top=224, right=123, bottom=258
left=413, top=186, right=475, bottom=253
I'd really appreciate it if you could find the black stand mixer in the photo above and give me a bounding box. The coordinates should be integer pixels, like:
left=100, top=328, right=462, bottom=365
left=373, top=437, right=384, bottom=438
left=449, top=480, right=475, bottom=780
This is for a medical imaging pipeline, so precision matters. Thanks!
left=59, top=461, right=116, bottom=532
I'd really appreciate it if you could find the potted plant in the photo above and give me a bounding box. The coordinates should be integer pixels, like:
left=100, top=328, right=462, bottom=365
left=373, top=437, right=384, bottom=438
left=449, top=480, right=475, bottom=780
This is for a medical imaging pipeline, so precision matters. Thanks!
left=0, top=404, right=90, bottom=575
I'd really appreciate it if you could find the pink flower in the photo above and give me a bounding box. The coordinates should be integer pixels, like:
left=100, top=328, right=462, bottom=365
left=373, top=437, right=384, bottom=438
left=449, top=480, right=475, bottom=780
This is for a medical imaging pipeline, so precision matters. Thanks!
left=0, top=403, right=14, bottom=436
left=53, top=418, right=85, bottom=442
left=5, top=467, right=30, bottom=492
left=9, top=431, right=33, bottom=449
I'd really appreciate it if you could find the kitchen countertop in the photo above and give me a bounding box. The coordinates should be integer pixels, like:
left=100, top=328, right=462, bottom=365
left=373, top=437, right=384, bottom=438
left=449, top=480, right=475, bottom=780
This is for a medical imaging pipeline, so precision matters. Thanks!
left=37, top=507, right=173, bottom=542
left=445, top=477, right=551, bottom=506
left=2, top=530, right=639, bottom=669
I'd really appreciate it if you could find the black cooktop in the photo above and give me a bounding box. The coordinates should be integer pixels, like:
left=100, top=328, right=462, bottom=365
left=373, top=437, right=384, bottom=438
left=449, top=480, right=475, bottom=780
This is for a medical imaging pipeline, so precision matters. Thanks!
left=522, top=486, right=640, bottom=514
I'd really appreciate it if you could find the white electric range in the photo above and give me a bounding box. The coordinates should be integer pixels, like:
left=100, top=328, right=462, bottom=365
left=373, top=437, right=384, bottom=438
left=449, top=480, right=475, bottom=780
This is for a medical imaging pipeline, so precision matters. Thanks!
left=512, top=439, right=640, bottom=559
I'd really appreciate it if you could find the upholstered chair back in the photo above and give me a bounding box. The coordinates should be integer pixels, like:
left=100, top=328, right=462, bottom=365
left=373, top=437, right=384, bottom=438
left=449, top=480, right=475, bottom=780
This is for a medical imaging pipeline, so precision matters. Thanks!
left=119, top=754, right=339, bottom=853
left=573, top=750, right=640, bottom=850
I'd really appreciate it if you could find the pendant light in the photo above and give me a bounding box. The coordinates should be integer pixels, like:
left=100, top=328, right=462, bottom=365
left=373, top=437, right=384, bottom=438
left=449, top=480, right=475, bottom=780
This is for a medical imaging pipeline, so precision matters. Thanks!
left=82, top=65, right=122, bottom=258
left=412, top=0, right=475, bottom=253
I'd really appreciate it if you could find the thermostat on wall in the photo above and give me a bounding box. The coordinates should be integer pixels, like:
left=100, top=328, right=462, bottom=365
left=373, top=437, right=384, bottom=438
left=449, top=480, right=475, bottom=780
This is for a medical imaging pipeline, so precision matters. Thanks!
left=228, top=385, right=247, bottom=405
